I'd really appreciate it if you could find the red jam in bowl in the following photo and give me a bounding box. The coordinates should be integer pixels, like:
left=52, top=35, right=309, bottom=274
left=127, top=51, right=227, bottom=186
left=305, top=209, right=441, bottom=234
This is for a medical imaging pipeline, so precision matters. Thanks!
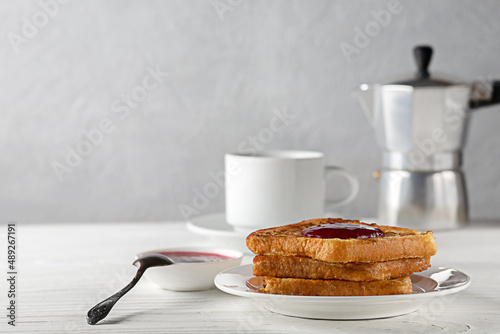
left=301, top=222, right=384, bottom=239
left=155, top=251, right=235, bottom=263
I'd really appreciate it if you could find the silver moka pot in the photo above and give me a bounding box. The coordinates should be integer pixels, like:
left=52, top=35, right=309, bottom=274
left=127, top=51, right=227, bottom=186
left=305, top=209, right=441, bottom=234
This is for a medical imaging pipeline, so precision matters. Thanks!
left=355, top=45, right=500, bottom=230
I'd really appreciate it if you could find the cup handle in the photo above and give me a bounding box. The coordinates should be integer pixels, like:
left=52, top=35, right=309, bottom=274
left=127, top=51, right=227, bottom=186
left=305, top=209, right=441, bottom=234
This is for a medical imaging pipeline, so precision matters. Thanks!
left=324, top=166, right=359, bottom=210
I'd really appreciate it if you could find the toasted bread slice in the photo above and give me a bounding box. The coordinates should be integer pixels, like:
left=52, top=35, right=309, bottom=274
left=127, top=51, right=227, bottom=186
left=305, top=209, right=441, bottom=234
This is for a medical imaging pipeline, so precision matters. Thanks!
left=246, top=218, right=437, bottom=263
left=254, top=275, right=413, bottom=296
left=253, top=255, right=431, bottom=281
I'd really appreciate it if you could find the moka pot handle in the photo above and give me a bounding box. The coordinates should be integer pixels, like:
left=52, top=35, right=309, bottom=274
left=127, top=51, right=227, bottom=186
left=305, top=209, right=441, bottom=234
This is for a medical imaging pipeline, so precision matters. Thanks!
left=470, top=80, right=500, bottom=109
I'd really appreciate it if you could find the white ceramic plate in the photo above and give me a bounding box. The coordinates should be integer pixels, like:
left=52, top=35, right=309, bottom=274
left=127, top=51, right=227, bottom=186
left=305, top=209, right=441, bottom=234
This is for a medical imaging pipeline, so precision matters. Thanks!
left=214, top=264, right=470, bottom=320
left=186, top=213, right=250, bottom=253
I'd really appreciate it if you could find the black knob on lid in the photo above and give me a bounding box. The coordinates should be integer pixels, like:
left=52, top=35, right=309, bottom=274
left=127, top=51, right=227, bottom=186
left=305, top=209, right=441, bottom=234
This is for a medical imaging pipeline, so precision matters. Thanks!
left=413, top=45, right=433, bottom=79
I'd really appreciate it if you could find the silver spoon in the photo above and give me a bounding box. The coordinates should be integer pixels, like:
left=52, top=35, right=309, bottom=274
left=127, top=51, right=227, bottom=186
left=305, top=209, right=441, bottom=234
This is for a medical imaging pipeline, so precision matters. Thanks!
left=86, top=254, right=174, bottom=325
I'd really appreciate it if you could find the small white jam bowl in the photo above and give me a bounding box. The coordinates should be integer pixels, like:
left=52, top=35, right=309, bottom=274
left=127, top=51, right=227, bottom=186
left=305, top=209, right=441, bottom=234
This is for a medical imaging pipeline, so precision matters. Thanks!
left=137, top=246, right=243, bottom=291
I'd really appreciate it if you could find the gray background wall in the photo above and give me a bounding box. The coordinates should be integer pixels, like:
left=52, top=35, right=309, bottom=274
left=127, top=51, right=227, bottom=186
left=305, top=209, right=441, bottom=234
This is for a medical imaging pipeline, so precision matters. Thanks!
left=1, top=0, right=499, bottom=223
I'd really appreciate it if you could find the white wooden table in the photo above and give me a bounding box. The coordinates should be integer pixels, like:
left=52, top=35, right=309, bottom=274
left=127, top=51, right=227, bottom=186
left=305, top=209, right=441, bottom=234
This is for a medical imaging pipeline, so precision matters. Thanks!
left=1, top=220, right=499, bottom=334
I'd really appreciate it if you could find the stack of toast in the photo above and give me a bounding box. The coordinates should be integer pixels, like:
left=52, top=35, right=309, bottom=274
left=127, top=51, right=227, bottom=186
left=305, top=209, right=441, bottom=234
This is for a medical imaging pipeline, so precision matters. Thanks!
left=246, top=218, right=437, bottom=296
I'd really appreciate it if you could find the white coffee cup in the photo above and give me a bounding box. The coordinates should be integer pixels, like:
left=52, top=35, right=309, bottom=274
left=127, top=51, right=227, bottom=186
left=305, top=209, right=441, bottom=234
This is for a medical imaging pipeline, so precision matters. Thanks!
left=225, top=150, right=359, bottom=231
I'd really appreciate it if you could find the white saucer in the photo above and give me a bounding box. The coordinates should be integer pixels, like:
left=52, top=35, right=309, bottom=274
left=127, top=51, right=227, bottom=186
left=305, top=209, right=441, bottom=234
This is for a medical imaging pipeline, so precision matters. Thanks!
left=186, top=214, right=380, bottom=254
left=214, top=264, right=471, bottom=320
left=186, top=213, right=250, bottom=253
